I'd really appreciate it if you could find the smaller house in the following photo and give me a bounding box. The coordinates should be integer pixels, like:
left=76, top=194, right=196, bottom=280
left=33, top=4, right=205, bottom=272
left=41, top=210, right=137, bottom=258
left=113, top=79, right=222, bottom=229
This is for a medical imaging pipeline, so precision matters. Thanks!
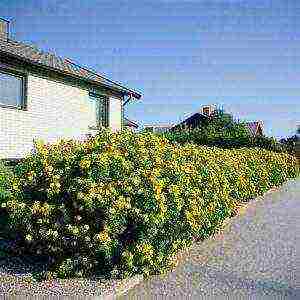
left=171, top=104, right=217, bottom=131
left=171, top=105, right=264, bottom=137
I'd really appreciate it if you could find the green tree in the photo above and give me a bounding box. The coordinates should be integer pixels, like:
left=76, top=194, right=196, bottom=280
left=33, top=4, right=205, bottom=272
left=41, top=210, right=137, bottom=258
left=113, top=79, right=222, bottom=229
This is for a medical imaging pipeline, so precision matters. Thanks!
left=164, top=109, right=252, bottom=148
left=163, top=109, right=290, bottom=154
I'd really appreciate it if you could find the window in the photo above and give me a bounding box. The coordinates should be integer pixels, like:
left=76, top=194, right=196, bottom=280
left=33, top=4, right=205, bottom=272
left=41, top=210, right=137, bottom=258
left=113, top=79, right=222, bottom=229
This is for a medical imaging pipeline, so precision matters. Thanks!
left=0, top=69, right=25, bottom=108
left=89, top=92, right=109, bottom=128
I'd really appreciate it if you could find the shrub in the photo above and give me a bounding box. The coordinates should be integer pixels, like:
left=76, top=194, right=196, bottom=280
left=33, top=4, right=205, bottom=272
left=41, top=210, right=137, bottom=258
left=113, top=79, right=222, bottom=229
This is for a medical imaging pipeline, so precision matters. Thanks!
left=279, top=135, right=298, bottom=156
left=163, top=110, right=292, bottom=154
left=4, top=129, right=298, bottom=279
left=0, top=161, right=14, bottom=203
left=164, top=127, right=294, bottom=154
left=0, top=161, right=17, bottom=237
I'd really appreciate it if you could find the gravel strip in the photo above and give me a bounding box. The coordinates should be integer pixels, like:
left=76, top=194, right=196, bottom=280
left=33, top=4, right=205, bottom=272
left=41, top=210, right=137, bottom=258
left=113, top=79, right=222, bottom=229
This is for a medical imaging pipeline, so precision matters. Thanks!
left=0, top=255, right=139, bottom=298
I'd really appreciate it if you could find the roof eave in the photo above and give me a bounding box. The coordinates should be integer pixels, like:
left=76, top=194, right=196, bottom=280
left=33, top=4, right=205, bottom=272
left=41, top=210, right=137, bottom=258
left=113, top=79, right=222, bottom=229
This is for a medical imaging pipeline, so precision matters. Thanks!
left=0, top=49, right=142, bottom=100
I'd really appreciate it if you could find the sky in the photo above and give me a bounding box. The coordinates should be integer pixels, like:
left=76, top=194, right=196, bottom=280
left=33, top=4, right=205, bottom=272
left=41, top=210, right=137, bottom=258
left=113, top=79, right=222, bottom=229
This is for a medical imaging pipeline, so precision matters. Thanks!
left=1, top=0, right=299, bottom=138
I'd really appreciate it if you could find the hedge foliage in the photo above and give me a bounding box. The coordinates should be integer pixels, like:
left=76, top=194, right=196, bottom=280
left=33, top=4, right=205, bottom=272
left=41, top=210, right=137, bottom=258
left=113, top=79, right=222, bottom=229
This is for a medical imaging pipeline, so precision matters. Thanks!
left=0, top=161, right=16, bottom=237
left=163, top=110, right=293, bottom=154
left=165, top=129, right=290, bottom=154
left=0, top=161, right=15, bottom=204
left=279, top=135, right=298, bottom=156
left=3, top=129, right=298, bottom=279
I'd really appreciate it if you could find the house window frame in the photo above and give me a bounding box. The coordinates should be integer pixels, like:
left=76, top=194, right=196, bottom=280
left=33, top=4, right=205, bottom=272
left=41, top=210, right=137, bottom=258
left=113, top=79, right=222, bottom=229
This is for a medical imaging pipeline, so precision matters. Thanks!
left=0, top=67, right=27, bottom=110
left=89, top=91, right=109, bottom=128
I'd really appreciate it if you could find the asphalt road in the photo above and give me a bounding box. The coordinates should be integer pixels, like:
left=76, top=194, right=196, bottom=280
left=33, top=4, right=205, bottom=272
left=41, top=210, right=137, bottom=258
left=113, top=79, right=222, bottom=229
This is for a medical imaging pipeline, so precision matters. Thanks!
left=118, top=178, right=300, bottom=300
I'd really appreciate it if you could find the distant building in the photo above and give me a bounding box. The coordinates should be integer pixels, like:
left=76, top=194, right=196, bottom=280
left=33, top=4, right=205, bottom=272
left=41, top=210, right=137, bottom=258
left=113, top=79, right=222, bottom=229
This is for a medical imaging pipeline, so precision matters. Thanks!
left=171, top=104, right=217, bottom=131
left=171, top=105, right=264, bottom=137
left=144, top=124, right=173, bottom=134
left=146, top=104, right=265, bottom=138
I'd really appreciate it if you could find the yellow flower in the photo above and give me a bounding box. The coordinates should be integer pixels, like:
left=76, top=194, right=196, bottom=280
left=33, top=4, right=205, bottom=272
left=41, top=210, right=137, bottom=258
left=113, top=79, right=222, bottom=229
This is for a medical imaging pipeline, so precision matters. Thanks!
left=96, top=231, right=111, bottom=243
left=72, top=227, right=79, bottom=235
left=137, top=243, right=154, bottom=258
left=45, top=165, right=54, bottom=173
left=66, top=224, right=72, bottom=230
left=208, top=202, right=216, bottom=212
left=114, top=196, right=131, bottom=210
left=31, top=201, right=41, bottom=214
left=50, top=181, right=61, bottom=189
left=80, top=159, right=91, bottom=170
left=154, top=184, right=162, bottom=195
left=26, top=234, right=33, bottom=242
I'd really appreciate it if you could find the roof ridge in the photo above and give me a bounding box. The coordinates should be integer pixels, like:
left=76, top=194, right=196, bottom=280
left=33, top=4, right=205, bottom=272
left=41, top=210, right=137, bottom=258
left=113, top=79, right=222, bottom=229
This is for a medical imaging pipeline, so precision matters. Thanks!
left=61, top=56, right=141, bottom=96
left=0, top=36, right=141, bottom=99
left=8, top=38, right=62, bottom=59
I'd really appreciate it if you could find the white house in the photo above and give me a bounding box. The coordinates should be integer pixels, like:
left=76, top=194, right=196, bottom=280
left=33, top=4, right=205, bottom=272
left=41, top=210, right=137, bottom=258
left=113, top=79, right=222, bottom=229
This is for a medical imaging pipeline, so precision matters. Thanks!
left=0, top=18, right=141, bottom=159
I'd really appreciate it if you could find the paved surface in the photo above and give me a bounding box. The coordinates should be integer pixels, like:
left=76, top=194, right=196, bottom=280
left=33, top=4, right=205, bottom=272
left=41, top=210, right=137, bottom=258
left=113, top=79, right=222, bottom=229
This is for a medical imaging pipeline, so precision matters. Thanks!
left=118, top=178, right=300, bottom=300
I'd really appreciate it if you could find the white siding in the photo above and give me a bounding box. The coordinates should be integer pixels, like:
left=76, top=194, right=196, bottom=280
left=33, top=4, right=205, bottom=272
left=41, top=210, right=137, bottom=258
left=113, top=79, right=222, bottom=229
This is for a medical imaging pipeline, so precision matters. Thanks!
left=0, top=74, right=121, bottom=158
left=109, top=96, right=122, bottom=132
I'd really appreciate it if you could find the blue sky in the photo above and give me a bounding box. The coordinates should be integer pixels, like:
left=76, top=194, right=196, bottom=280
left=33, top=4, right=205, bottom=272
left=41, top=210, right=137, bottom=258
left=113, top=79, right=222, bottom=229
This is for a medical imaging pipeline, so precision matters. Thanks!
left=1, top=0, right=299, bottom=138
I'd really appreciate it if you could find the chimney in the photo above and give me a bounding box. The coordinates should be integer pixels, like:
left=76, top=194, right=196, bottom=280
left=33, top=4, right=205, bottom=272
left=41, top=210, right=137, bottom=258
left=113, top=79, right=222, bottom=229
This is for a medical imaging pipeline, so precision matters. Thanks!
left=201, top=105, right=216, bottom=116
left=0, top=18, right=9, bottom=41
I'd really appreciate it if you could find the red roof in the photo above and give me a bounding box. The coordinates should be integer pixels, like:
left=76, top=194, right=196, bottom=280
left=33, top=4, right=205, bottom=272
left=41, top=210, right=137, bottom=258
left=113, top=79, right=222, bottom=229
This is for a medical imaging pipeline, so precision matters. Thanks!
left=245, top=121, right=263, bottom=136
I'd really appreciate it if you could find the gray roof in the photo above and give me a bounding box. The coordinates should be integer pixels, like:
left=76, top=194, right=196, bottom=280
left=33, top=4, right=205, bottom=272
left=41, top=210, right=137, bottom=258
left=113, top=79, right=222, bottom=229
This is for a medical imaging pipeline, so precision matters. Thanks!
left=124, top=118, right=139, bottom=128
left=0, top=38, right=141, bottom=99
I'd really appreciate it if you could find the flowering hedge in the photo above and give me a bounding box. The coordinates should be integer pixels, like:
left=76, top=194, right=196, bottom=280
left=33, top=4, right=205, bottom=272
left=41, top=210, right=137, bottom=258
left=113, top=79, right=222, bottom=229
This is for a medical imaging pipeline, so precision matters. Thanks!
left=0, top=161, right=14, bottom=203
left=0, top=161, right=16, bottom=238
left=3, top=129, right=298, bottom=279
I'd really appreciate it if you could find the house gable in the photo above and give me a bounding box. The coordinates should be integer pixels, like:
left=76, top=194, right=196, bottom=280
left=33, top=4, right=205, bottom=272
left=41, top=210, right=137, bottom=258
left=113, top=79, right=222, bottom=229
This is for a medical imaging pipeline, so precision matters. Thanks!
left=0, top=18, right=140, bottom=159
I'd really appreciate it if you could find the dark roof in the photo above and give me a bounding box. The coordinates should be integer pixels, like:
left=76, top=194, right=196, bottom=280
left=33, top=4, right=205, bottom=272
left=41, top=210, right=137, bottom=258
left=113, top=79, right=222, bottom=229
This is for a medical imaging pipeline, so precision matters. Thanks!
left=0, top=38, right=141, bottom=99
left=124, top=118, right=139, bottom=128
left=172, top=112, right=209, bottom=130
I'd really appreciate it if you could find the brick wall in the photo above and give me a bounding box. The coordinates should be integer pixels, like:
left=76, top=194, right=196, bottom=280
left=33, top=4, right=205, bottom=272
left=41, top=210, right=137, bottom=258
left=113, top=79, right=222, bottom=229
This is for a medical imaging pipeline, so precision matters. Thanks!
left=0, top=74, right=122, bottom=158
